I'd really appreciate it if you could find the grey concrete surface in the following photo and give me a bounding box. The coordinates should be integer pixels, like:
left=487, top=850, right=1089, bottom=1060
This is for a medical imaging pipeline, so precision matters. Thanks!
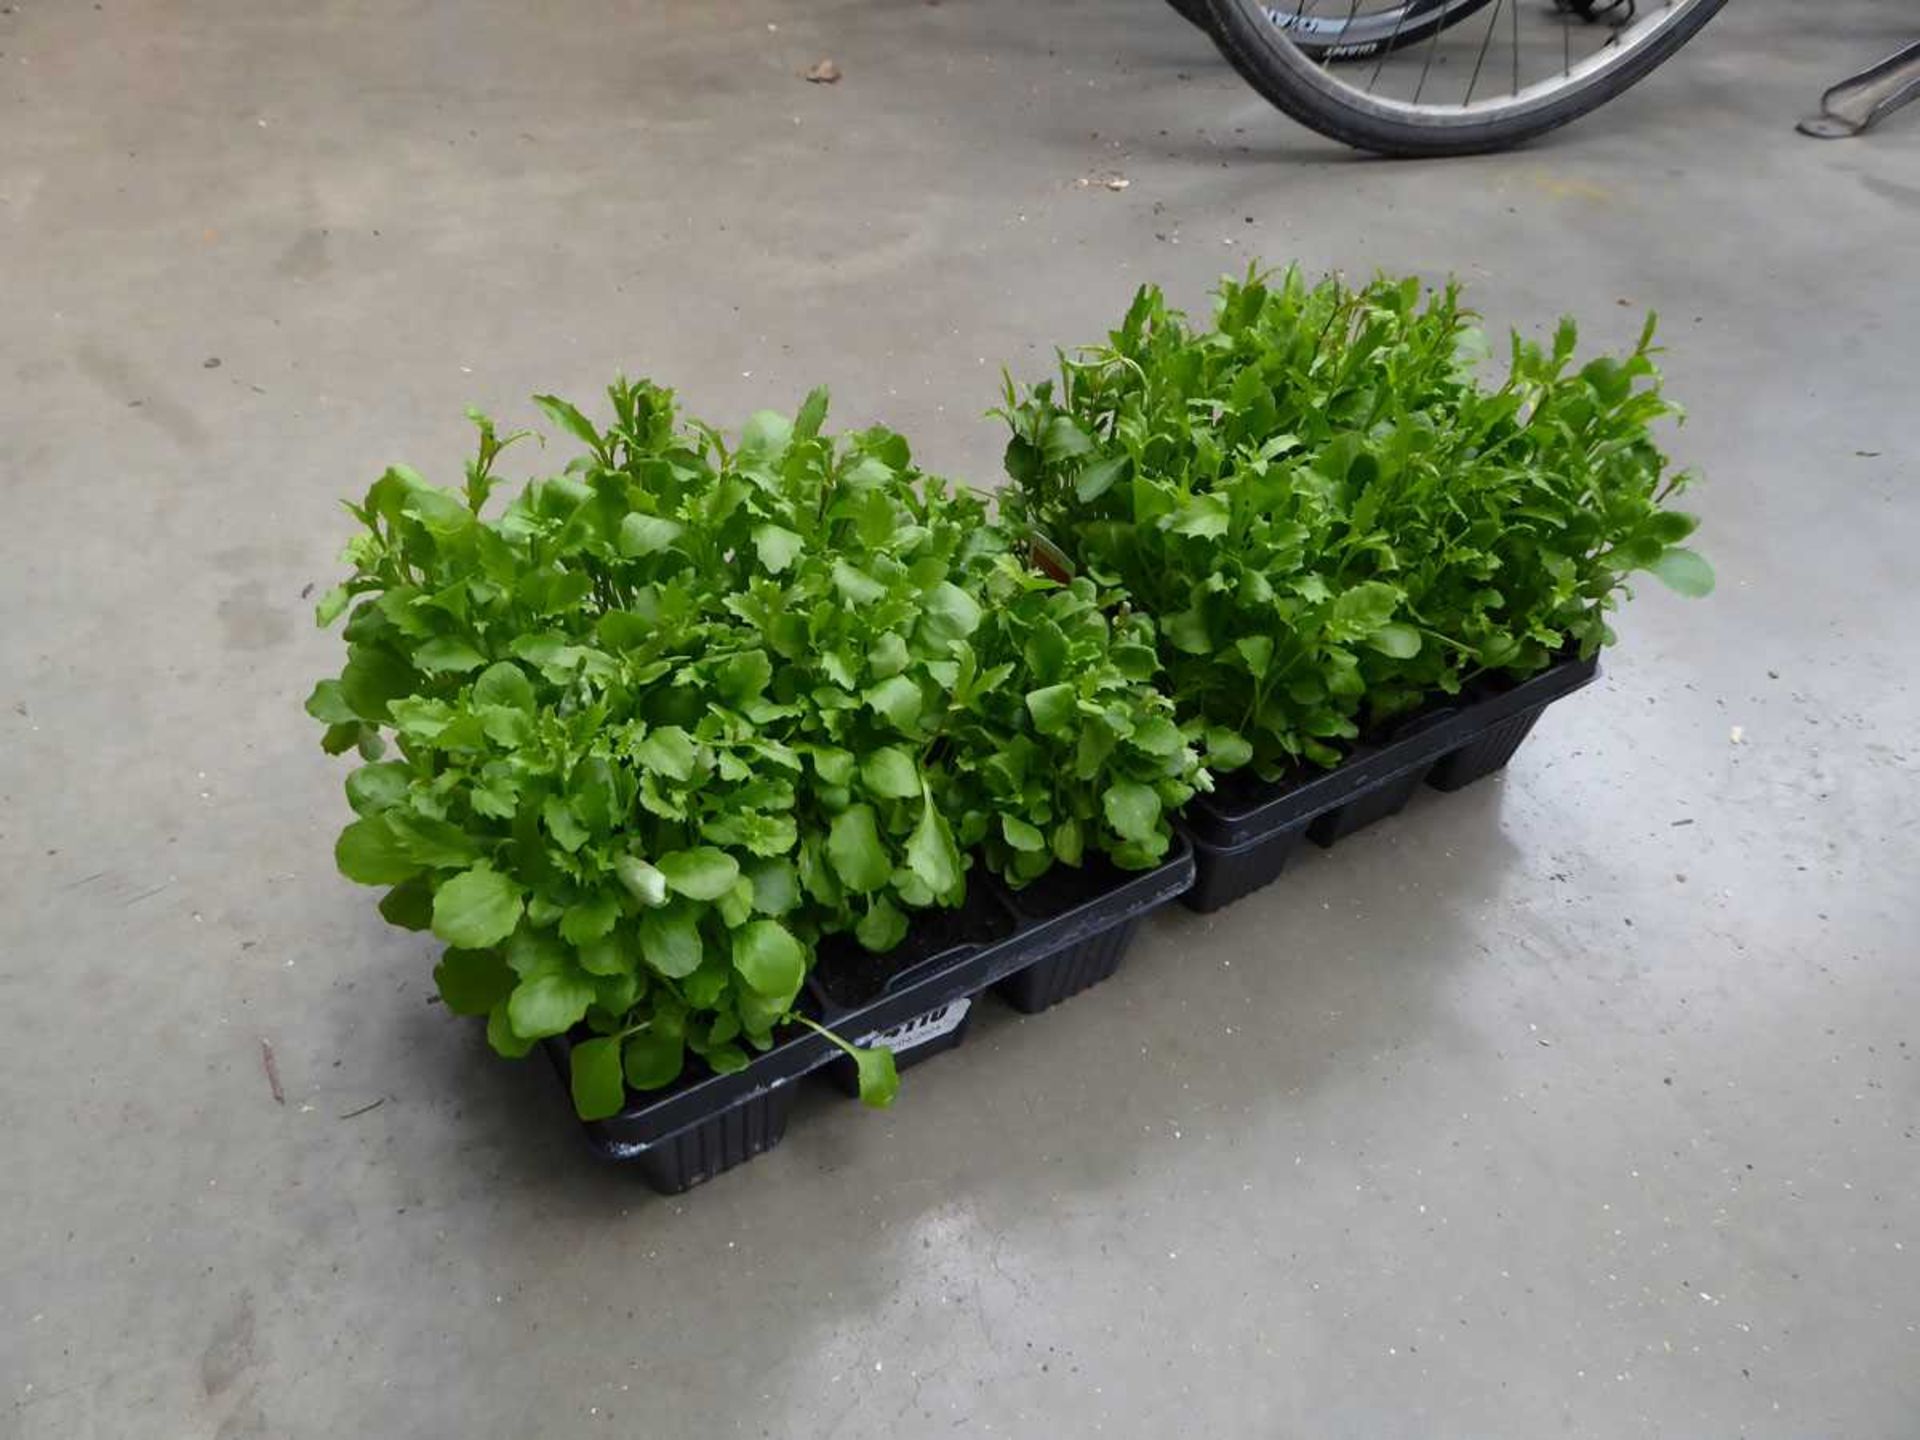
left=3, top=2, right=1916, bottom=1436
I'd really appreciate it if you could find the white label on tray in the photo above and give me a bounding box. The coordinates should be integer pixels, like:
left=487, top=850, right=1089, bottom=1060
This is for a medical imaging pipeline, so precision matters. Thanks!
left=855, top=998, right=971, bottom=1055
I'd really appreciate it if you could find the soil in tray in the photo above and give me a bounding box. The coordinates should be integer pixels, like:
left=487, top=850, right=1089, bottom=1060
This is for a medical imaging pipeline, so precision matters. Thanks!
left=1000, top=852, right=1137, bottom=920
left=809, top=886, right=1016, bottom=1011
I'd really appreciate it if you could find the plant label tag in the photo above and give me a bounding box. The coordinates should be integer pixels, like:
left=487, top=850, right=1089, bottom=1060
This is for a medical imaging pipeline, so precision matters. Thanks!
left=857, top=998, right=970, bottom=1055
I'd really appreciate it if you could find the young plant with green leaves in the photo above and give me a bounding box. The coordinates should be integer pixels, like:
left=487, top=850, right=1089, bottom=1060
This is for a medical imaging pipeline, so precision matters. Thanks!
left=999, top=267, right=1713, bottom=779
left=308, top=378, right=1194, bottom=1121
left=939, top=557, right=1206, bottom=883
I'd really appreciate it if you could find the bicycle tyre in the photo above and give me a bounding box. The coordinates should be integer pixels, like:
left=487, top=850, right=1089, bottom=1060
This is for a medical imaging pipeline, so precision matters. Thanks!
left=1200, top=0, right=1729, bottom=156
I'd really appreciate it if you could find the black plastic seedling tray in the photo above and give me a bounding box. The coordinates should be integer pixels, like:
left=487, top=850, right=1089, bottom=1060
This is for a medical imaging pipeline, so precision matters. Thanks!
left=544, top=833, right=1194, bottom=1193
left=1178, top=654, right=1599, bottom=913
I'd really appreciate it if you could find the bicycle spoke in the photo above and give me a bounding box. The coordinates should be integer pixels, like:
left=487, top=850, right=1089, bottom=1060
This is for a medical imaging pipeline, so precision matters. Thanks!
left=1367, top=0, right=1422, bottom=94
left=1463, top=0, right=1504, bottom=106
left=1511, top=0, right=1519, bottom=94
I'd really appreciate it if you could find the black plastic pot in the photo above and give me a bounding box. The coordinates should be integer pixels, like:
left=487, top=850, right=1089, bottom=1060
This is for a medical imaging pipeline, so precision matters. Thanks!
left=1178, top=654, right=1599, bottom=913
left=543, top=833, right=1195, bottom=1193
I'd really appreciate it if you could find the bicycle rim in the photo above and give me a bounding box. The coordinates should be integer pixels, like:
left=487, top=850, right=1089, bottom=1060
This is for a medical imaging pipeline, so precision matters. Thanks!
left=1270, top=0, right=1493, bottom=61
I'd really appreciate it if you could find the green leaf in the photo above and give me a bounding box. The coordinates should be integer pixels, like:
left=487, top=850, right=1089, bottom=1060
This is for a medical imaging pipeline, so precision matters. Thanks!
left=1024, top=683, right=1077, bottom=736
left=828, top=805, right=893, bottom=893
left=1001, top=815, right=1046, bottom=852
left=1330, top=581, right=1401, bottom=635
left=473, top=661, right=534, bottom=711
left=747, top=858, right=800, bottom=916
left=344, top=762, right=410, bottom=816
left=542, top=796, right=589, bottom=854
left=1111, top=643, right=1159, bottom=682
left=415, top=636, right=487, bottom=674
left=1205, top=727, right=1254, bottom=770
left=867, top=631, right=909, bottom=679
left=430, top=867, right=524, bottom=949
left=832, top=560, right=886, bottom=606
left=752, top=523, right=805, bottom=574
left=1170, top=493, right=1231, bottom=539
left=1075, top=453, right=1128, bottom=503
left=794, top=386, right=830, bottom=440
left=334, top=814, right=419, bottom=886
left=905, top=790, right=961, bottom=895
left=855, top=896, right=909, bottom=952
left=1023, top=619, right=1070, bottom=684
left=1648, top=546, right=1715, bottom=597
left=704, top=810, right=797, bottom=860
left=656, top=847, right=741, bottom=901
left=1102, top=781, right=1161, bottom=843
left=714, top=650, right=772, bottom=708
left=614, top=854, right=669, bottom=907
left=378, top=876, right=434, bottom=930
left=506, top=970, right=597, bottom=1039
left=560, top=891, right=621, bottom=946
left=852, top=1046, right=899, bottom=1109
left=716, top=873, right=756, bottom=928
left=919, top=582, right=982, bottom=645
left=639, top=908, right=704, bottom=978
left=485, top=1000, right=537, bottom=1059
left=305, top=678, right=357, bottom=725
left=478, top=707, right=531, bottom=748
left=569, top=1036, right=627, bottom=1120
left=623, top=1027, right=685, bottom=1090
left=1040, top=415, right=1094, bottom=463
left=1129, top=715, right=1183, bottom=757
left=633, top=725, right=696, bottom=781
left=594, top=975, right=642, bottom=1023
left=576, top=932, right=631, bottom=977
left=1234, top=634, right=1272, bottom=679
left=1165, top=608, right=1211, bottom=655
left=1050, top=817, right=1084, bottom=866
left=860, top=747, right=920, bottom=800
left=732, top=919, right=806, bottom=999
left=741, top=408, right=792, bottom=458
left=387, top=697, right=450, bottom=741
left=1644, top=509, right=1697, bottom=544
left=338, top=646, right=415, bottom=722
left=812, top=747, right=856, bottom=787
left=402, top=485, right=473, bottom=538
left=389, top=811, right=481, bottom=868
left=314, top=585, right=352, bottom=627
left=335, top=723, right=380, bottom=758
left=1367, top=623, right=1422, bottom=659
left=433, top=947, right=515, bottom=1015
left=618, top=513, right=684, bottom=557
left=533, top=393, right=605, bottom=454
left=864, top=675, right=923, bottom=730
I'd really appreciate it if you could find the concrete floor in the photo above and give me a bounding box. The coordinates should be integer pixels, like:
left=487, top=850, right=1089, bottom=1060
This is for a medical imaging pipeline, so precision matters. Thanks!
left=4, top=1, right=1917, bottom=1436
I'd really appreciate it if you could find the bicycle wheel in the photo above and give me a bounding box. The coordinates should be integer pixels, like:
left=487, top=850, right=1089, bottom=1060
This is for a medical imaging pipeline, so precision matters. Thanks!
left=1201, top=0, right=1729, bottom=156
